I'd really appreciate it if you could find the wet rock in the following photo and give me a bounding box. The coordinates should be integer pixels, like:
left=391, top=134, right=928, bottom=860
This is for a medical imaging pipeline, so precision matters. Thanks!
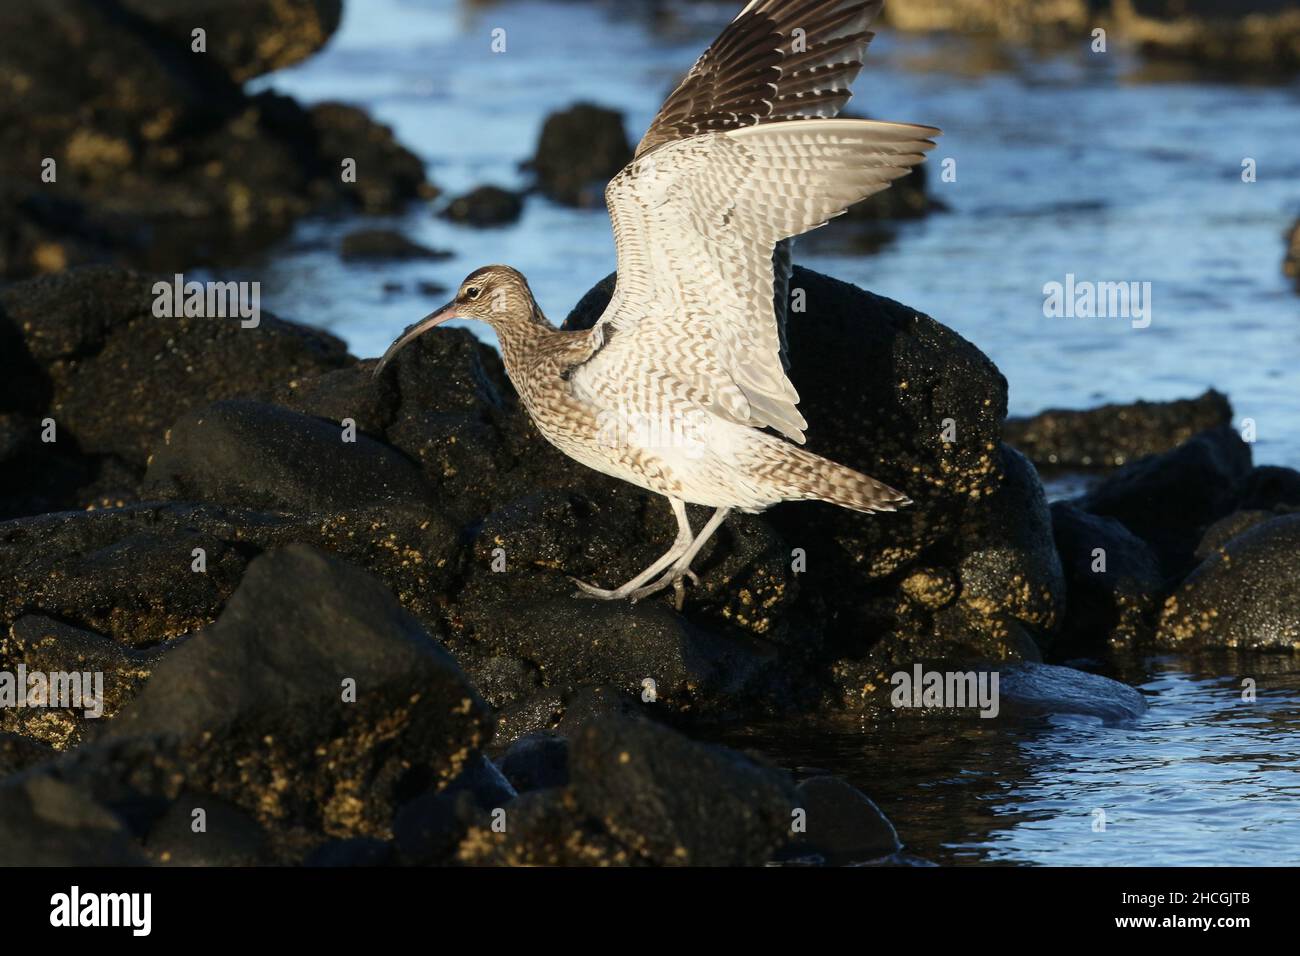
left=458, top=787, right=632, bottom=866
left=305, top=837, right=395, bottom=867
left=1004, top=390, right=1234, bottom=469
left=1158, top=514, right=1300, bottom=651
left=530, top=103, right=632, bottom=207
left=143, top=792, right=270, bottom=866
left=0, top=499, right=461, bottom=657
left=452, top=570, right=780, bottom=717
left=566, top=717, right=796, bottom=865
left=308, top=102, right=436, bottom=214
left=0, top=772, right=146, bottom=865
left=1113, top=0, right=1300, bottom=72
left=462, top=717, right=796, bottom=866
left=0, top=615, right=166, bottom=750
left=121, top=0, right=343, bottom=82
left=496, top=733, right=570, bottom=793
left=393, top=754, right=515, bottom=864
left=1050, top=503, right=1165, bottom=653
left=0, top=266, right=350, bottom=518
left=0, top=731, right=54, bottom=777
left=1194, top=510, right=1275, bottom=561
left=1075, top=425, right=1252, bottom=578
left=0, top=4, right=428, bottom=278
left=143, top=399, right=431, bottom=514
left=1233, top=465, right=1300, bottom=512
left=998, top=661, right=1148, bottom=722
left=100, top=544, right=493, bottom=854
left=782, top=775, right=900, bottom=865
left=339, top=229, right=451, bottom=262
left=0, top=513, right=249, bottom=647
left=441, top=185, right=524, bottom=227
left=945, top=445, right=1065, bottom=648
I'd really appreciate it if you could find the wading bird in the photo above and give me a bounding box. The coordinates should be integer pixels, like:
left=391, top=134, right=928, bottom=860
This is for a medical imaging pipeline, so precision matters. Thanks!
left=376, top=0, right=937, bottom=609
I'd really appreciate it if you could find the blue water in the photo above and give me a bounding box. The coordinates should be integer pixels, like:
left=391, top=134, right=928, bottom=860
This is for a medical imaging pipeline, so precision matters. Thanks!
left=245, top=0, right=1300, bottom=865
left=722, top=656, right=1300, bottom=866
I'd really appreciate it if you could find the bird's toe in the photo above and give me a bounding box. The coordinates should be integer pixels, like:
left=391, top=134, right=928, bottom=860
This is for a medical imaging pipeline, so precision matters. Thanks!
left=568, top=576, right=621, bottom=600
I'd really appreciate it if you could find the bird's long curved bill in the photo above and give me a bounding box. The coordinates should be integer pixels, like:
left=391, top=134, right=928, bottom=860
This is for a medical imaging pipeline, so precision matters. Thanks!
left=372, top=301, right=457, bottom=377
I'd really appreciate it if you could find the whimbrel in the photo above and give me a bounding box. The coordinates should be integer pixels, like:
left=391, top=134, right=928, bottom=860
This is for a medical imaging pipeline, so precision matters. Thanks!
left=376, top=0, right=938, bottom=608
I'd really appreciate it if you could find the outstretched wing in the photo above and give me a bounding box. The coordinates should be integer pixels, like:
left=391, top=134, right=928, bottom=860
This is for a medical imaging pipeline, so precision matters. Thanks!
left=637, top=0, right=885, bottom=158
left=575, top=118, right=937, bottom=444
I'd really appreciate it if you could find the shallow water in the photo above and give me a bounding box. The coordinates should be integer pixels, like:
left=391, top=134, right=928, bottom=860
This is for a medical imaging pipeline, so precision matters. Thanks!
left=245, top=0, right=1300, bottom=865
left=248, top=0, right=1300, bottom=467
left=719, top=656, right=1300, bottom=866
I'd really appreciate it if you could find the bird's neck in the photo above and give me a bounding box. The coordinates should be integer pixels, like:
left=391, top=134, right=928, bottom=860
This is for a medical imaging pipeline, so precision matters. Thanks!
left=494, top=303, right=596, bottom=397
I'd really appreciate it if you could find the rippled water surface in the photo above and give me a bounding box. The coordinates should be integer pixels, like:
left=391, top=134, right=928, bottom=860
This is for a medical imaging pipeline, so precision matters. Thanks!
left=245, top=0, right=1300, bottom=864
left=720, top=657, right=1300, bottom=866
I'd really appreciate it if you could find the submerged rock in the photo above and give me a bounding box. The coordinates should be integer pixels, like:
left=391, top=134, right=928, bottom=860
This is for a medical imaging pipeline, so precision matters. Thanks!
left=1004, top=390, right=1233, bottom=469
left=1158, top=514, right=1300, bottom=652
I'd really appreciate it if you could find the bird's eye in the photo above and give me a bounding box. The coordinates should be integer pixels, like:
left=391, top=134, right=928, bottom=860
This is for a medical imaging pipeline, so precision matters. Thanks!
left=464, top=286, right=482, bottom=300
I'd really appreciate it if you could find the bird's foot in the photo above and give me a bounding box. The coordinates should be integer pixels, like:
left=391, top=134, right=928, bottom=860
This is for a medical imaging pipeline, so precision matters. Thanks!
left=626, top=568, right=699, bottom=609
left=568, top=576, right=630, bottom=600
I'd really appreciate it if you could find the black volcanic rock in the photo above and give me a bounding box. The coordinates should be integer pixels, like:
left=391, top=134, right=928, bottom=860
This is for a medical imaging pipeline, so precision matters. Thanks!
left=100, top=545, right=493, bottom=853
left=461, top=717, right=796, bottom=866
left=530, top=103, right=632, bottom=208
left=1158, top=513, right=1300, bottom=651
left=441, top=186, right=524, bottom=227
left=0, top=2, right=427, bottom=278
left=0, top=266, right=350, bottom=518
left=340, top=229, right=451, bottom=262
left=142, top=400, right=432, bottom=514
left=782, top=775, right=900, bottom=865
left=121, top=0, right=343, bottom=83
left=1004, top=390, right=1234, bottom=469
left=1075, top=426, right=1252, bottom=579
left=1050, top=502, right=1165, bottom=653
left=0, top=773, right=146, bottom=866
left=0, top=615, right=167, bottom=750
left=1113, top=0, right=1300, bottom=72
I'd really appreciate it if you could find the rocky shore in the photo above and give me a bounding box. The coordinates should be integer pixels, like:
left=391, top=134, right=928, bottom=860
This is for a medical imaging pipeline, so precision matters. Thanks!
left=1, top=0, right=1296, bottom=869
left=0, top=0, right=432, bottom=280
left=3, top=258, right=1295, bottom=865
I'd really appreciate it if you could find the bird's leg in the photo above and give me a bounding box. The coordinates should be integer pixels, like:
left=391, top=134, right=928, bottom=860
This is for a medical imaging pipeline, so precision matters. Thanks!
left=570, top=497, right=694, bottom=600
left=628, top=506, right=731, bottom=610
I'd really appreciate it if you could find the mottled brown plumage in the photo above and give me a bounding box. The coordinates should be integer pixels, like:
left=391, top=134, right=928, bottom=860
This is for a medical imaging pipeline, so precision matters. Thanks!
left=375, top=0, right=937, bottom=607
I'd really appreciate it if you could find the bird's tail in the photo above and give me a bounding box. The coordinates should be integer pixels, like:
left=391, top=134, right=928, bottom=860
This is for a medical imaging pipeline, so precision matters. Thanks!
left=749, top=438, right=911, bottom=514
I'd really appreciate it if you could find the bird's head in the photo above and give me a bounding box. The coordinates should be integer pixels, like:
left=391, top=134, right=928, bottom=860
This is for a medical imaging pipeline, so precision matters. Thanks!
left=373, top=265, right=534, bottom=376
